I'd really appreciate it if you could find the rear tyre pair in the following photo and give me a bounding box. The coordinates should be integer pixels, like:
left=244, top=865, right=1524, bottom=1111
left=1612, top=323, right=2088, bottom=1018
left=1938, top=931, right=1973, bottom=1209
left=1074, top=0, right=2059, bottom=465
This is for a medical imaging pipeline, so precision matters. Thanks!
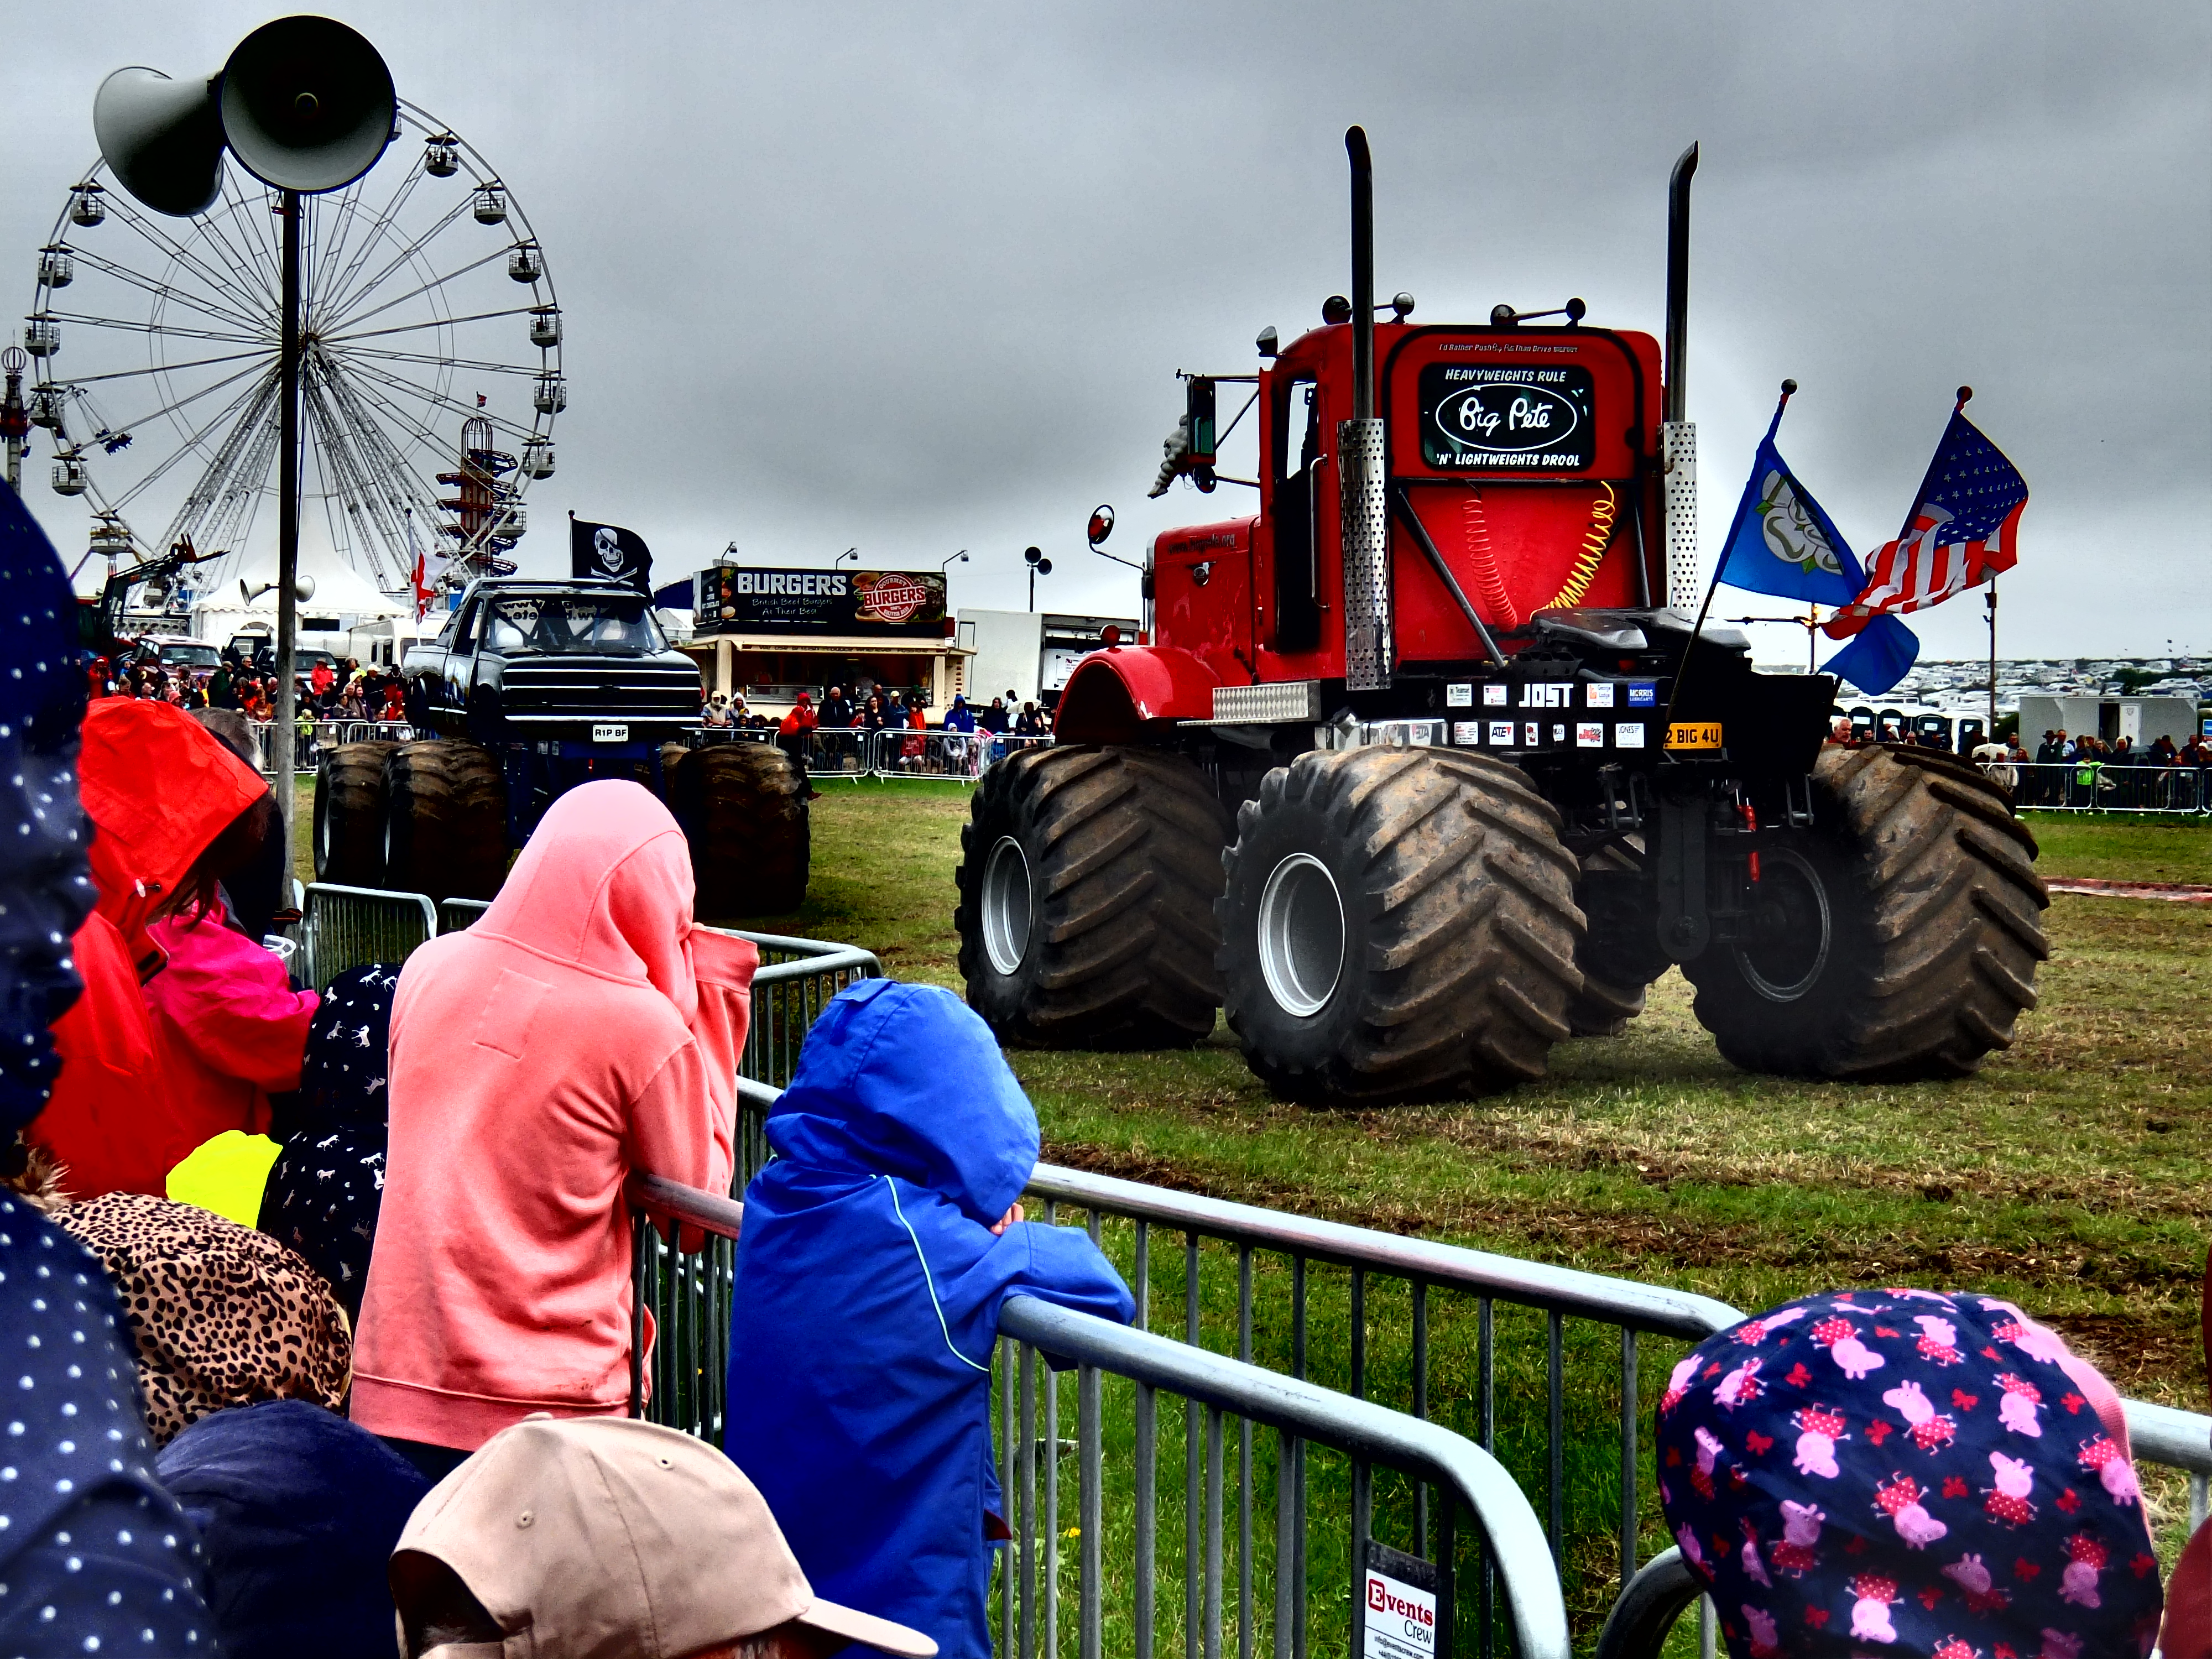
left=315, top=740, right=508, bottom=904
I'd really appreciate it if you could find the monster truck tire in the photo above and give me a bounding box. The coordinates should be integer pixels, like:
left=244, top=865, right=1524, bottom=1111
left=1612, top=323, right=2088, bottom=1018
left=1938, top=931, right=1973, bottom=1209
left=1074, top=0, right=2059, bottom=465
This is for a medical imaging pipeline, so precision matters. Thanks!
left=383, top=741, right=509, bottom=904
left=1218, top=747, right=1585, bottom=1104
left=312, top=742, right=398, bottom=887
left=1566, top=837, right=1671, bottom=1037
left=1682, top=744, right=2048, bottom=1079
left=671, top=742, right=810, bottom=920
left=956, top=745, right=1229, bottom=1047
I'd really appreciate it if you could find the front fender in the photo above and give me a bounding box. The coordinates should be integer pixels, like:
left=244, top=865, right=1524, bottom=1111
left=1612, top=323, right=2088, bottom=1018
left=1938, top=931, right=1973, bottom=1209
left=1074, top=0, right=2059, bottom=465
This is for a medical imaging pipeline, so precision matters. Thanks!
left=1053, top=646, right=1222, bottom=744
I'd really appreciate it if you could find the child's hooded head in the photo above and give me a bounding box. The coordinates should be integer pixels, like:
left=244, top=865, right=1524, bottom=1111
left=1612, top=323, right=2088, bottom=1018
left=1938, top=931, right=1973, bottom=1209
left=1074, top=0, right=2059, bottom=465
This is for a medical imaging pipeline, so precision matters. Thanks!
left=765, top=980, right=1036, bottom=1227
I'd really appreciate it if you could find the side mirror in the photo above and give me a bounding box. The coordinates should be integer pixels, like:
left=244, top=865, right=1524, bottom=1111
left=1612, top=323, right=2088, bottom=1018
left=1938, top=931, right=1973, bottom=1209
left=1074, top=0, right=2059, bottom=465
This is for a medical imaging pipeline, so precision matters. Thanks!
left=1186, top=376, right=1217, bottom=493
left=1087, top=504, right=1114, bottom=549
left=1256, top=326, right=1279, bottom=359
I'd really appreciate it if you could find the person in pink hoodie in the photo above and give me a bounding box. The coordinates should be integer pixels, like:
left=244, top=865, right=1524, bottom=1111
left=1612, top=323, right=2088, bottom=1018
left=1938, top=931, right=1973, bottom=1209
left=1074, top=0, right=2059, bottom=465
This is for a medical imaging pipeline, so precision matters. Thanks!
left=349, top=779, right=757, bottom=1480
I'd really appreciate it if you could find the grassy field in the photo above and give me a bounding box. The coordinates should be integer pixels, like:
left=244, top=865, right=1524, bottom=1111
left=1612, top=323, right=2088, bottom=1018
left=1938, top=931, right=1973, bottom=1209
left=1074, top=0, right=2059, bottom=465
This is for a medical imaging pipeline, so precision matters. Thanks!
left=297, top=776, right=2211, bottom=1648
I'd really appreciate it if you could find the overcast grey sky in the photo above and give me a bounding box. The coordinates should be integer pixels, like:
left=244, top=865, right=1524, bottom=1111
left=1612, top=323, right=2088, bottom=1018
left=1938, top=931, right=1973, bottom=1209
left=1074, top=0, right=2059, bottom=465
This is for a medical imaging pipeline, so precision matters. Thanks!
left=6, top=1, right=2207, bottom=660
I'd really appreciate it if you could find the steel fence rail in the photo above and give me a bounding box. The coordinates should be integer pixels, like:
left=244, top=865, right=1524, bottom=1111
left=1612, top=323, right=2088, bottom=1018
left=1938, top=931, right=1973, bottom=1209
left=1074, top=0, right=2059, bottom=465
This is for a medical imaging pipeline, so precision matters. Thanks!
left=2008, top=761, right=2210, bottom=813
left=243, top=717, right=419, bottom=775
left=619, top=1170, right=1573, bottom=1659
left=732, top=1077, right=2212, bottom=1654
left=296, top=882, right=436, bottom=990
left=998, top=1293, right=1572, bottom=1659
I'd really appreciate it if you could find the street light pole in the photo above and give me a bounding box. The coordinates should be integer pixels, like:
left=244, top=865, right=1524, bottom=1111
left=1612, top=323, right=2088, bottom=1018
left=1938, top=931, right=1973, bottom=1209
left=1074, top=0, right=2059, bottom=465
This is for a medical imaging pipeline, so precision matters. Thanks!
left=275, top=189, right=302, bottom=844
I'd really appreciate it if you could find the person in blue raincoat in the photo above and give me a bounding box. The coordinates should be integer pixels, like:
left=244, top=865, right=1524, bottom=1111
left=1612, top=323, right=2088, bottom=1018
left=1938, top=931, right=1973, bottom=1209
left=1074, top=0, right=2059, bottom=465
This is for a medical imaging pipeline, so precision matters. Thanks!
left=726, top=980, right=1133, bottom=1659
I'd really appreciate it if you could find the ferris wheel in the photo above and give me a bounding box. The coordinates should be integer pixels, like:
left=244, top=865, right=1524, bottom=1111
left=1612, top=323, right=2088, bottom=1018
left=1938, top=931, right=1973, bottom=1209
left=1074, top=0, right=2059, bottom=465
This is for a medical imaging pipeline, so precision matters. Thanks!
left=22, top=102, right=562, bottom=596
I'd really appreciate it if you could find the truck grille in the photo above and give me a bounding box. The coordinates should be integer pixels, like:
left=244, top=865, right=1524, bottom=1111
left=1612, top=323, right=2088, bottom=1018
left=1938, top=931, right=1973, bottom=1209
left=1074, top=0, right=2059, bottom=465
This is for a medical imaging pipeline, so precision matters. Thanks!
left=499, top=662, right=700, bottom=719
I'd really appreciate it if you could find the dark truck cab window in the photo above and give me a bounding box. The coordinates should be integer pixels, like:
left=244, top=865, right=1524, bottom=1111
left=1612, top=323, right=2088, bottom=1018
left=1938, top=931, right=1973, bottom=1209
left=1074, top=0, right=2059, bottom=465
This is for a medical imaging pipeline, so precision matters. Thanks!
left=1271, top=375, right=1323, bottom=653
left=484, top=594, right=666, bottom=656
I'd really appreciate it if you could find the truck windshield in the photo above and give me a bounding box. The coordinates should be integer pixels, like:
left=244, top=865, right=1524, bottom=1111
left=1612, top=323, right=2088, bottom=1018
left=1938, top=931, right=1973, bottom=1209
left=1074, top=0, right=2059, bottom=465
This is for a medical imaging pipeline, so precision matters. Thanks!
left=485, top=595, right=666, bottom=655
left=158, top=643, right=221, bottom=668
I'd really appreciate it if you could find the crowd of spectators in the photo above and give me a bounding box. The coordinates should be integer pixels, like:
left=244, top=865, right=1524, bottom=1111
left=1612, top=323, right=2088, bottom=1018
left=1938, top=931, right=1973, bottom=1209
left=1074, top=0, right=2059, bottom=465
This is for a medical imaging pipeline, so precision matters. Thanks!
left=90, top=639, right=411, bottom=728
left=6, top=478, right=2198, bottom=1657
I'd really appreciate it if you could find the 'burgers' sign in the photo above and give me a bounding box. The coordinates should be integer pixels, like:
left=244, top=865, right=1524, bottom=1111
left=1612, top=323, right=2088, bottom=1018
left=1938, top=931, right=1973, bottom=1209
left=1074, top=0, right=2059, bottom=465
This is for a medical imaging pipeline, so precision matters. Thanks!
left=693, top=566, right=948, bottom=637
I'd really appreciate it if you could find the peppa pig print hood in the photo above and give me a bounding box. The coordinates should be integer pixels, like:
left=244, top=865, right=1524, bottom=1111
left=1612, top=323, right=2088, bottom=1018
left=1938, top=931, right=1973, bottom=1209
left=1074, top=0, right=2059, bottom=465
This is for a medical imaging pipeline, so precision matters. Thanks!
left=1653, top=1288, right=2163, bottom=1659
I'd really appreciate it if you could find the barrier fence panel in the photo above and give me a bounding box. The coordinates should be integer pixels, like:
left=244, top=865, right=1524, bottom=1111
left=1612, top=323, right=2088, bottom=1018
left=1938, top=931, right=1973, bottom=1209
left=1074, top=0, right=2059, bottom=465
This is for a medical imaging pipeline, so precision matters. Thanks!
left=2008, top=761, right=2209, bottom=813
left=729, top=1078, right=2212, bottom=1653
left=246, top=719, right=419, bottom=775
left=796, top=726, right=874, bottom=778
left=296, top=883, right=437, bottom=990
left=867, top=728, right=1054, bottom=779
left=623, top=1173, right=1574, bottom=1659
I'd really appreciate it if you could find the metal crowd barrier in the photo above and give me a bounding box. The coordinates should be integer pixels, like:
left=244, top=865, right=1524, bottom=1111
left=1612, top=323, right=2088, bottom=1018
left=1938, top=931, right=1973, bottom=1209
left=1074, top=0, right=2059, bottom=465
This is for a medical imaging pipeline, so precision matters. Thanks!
left=721, top=1076, right=2212, bottom=1653
left=244, top=718, right=418, bottom=775
left=296, top=882, right=437, bottom=990
left=868, top=727, right=1053, bottom=778
left=2006, top=760, right=2210, bottom=813
left=622, top=1173, right=1574, bottom=1659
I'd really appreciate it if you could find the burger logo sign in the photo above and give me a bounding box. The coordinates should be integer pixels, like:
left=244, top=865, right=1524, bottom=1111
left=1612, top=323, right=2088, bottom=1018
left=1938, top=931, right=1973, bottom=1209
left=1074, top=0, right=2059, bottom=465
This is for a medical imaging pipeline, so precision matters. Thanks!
left=854, top=572, right=938, bottom=625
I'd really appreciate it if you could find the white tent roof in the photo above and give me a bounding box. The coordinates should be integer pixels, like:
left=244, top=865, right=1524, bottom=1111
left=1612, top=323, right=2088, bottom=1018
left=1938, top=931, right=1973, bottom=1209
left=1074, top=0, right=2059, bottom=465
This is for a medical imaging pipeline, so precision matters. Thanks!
left=189, top=535, right=403, bottom=630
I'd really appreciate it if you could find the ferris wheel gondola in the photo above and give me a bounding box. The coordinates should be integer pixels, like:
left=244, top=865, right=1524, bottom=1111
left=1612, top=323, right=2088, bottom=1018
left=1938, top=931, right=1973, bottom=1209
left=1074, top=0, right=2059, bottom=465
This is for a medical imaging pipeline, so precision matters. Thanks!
left=22, top=105, right=562, bottom=596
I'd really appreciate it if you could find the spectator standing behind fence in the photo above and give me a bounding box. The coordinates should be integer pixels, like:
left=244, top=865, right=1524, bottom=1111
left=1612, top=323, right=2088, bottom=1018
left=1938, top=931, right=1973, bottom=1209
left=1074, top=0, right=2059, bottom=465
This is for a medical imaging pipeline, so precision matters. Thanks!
left=726, top=980, right=1134, bottom=1659
left=1014, top=700, right=1045, bottom=737
left=1655, top=1287, right=2162, bottom=1658
left=351, top=780, right=757, bottom=1484
left=32, top=698, right=306, bottom=1199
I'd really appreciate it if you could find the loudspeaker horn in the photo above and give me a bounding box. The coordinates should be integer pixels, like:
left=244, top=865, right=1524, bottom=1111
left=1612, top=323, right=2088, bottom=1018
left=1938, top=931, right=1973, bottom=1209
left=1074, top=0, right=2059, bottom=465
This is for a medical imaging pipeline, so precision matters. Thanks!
left=92, top=17, right=395, bottom=218
left=92, top=67, right=226, bottom=217
left=242, top=573, right=317, bottom=605
left=220, top=16, right=395, bottom=195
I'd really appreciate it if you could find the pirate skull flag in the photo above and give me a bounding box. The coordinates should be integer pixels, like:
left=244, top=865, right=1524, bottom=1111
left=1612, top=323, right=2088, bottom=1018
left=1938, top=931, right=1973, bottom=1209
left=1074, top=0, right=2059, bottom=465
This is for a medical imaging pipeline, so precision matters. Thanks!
left=569, top=515, right=652, bottom=594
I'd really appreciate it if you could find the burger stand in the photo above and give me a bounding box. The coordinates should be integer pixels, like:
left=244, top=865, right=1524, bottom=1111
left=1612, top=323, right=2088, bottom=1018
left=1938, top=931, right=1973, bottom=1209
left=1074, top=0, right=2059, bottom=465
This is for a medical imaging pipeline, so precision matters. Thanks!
left=679, top=564, right=976, bottom=721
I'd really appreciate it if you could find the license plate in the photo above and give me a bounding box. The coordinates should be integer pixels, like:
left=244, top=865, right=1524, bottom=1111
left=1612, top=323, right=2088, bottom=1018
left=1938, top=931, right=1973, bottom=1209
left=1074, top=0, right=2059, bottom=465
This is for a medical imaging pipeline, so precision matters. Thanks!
left=1666, top=722, right=1723, bottom=751
left=591, top=723, right=629, bottom=743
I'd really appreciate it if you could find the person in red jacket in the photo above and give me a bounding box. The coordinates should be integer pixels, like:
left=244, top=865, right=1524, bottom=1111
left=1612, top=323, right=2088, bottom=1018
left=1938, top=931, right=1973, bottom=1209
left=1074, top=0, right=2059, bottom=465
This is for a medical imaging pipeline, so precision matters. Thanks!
left=778, top=691, right=821, bottom=799
left=33, top=698, right=316, bottom=1198
left=350, top=780, right=757, bottom=1481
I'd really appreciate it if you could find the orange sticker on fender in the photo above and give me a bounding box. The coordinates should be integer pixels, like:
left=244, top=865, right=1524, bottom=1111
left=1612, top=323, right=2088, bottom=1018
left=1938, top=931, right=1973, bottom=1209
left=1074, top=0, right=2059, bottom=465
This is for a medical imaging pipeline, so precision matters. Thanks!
left=1666, top=722, right=1723, bottom=750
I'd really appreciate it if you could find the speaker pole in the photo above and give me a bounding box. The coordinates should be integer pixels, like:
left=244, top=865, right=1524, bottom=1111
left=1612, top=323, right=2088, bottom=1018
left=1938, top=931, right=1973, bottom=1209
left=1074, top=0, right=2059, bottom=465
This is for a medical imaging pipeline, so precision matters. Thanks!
left=275, top=187, right=301, bottom=842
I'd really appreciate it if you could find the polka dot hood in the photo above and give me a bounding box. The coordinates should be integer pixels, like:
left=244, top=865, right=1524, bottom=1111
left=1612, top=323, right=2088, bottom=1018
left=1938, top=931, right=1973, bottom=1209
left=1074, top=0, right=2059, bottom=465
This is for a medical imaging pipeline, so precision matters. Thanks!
left=0, top=1192, right=215, bottom=1651
left=1655, top=1287, right=2163, bottom=1659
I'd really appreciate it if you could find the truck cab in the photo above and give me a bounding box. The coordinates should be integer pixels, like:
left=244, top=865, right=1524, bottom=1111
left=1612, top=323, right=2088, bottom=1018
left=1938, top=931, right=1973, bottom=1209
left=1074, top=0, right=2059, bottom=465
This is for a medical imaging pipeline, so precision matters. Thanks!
left=404, top=576, right=703, bottom=744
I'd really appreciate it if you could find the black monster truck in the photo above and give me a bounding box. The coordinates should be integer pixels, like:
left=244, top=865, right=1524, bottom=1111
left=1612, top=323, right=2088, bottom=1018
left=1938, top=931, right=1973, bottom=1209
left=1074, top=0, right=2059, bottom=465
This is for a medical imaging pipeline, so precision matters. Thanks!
left=312, top=576, right=808, bottom=917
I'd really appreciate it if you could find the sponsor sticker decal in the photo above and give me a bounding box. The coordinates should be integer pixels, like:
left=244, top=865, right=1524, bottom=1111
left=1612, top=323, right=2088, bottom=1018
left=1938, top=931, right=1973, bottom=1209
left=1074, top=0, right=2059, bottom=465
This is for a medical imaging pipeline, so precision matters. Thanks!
left=1575, top=722, right=1604, bottom=748
left=1615, top=722, right=1646, bottom=748
left=1489, top=721, right=1516, bottom=745
left=1627, top=682, right=1658, bottom=707
left=1446, top=683, right=1474, bottom=708
left=1584, top=682, right=1615, bottom=708
left=1482, top=683, right=1509, bottom=706
left=1451, top=720, right=1480, bottom=745
left=1524, top=721, right=1542, bottom=747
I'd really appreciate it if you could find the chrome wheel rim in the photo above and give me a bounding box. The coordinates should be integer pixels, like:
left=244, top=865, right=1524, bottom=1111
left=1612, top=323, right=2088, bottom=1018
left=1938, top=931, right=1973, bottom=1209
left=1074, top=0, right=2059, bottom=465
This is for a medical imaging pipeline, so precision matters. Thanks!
left=980, top=835, right=1032, bottom=977
left=1256, top=852, right=1345, bottom=1018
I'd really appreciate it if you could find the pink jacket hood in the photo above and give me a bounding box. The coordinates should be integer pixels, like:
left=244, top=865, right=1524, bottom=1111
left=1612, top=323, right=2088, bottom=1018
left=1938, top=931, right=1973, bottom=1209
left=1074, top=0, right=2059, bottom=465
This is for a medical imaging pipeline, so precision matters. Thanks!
left=472, top=779, right=703, bottom=1021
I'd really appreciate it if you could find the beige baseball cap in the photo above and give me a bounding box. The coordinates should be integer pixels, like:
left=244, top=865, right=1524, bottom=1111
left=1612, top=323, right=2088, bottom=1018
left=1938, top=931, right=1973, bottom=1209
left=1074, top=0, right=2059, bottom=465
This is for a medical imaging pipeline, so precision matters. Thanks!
left=390, top=1416, right=937, bottom=1659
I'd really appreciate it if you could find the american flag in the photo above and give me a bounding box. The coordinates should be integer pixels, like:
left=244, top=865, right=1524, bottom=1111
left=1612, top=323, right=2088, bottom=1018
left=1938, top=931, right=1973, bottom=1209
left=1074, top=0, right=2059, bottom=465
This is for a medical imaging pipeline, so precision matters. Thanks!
left=1822, top=400, right=2027, bottom=638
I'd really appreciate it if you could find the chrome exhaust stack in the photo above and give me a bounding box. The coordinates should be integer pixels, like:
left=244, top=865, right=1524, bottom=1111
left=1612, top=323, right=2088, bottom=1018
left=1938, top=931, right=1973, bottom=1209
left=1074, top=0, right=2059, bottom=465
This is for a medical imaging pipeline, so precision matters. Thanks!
left=1662, top=142, right=1700, bottom=613
left=1339, top=126, right=1392, bottom=692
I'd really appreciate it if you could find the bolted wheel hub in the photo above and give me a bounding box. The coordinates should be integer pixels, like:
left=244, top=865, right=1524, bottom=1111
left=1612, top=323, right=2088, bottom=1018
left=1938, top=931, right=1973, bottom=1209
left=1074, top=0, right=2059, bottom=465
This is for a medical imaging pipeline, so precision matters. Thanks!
left=1256, top=852, right=1345, bottom=1018
left=1734, top=847, right=1832, bottom=1003
left=980, top=834, right=1033, bottom=976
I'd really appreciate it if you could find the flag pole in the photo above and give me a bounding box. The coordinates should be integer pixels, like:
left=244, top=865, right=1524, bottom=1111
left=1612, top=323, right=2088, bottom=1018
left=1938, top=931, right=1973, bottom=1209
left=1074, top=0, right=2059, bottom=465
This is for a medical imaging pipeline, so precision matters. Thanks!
left=1662, top=378, right=1795, bottom=741
left=1985, top=581, right=1999, bottom=742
